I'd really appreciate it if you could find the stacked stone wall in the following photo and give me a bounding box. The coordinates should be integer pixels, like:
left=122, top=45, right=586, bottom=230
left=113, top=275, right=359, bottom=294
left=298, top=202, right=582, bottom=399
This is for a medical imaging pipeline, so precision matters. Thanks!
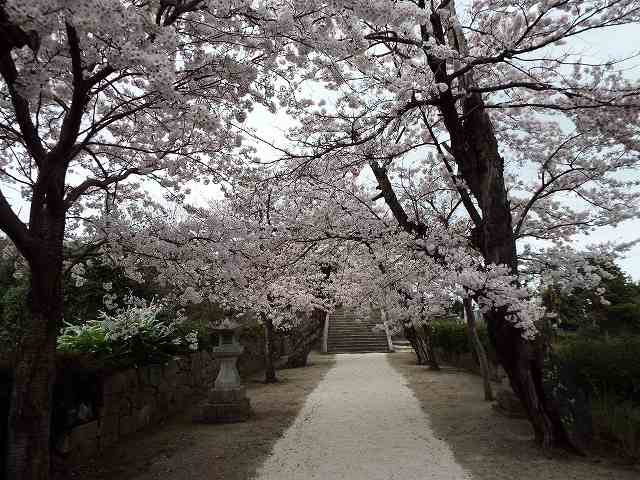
left=56, top=351, right=218, bottom=459
left=2, top=317, right=322, bottom=463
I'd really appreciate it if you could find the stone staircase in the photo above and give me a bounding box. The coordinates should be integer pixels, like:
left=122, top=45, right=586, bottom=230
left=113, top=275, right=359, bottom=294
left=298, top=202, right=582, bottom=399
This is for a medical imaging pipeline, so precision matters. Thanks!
left=390, top=337, right=413, bottom=352
left=327, top=308, right=390, bottom=353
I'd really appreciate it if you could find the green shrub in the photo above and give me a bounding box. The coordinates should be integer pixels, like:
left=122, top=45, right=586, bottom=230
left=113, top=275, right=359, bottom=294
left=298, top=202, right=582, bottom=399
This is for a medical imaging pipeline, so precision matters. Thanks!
left=429, top=319, right=494, bottom=360
left=592, top=391, right=640, bottom=460
left=57, top=296, right=204, bottom=367
left=605, top=303, right=640, bottom=333
left=0, top=282, right=29, bottom=353
left=57, top=321, right=111, bottom=355
left=431, top=320, right=471, bottom=355
left=555, top=336, right=640, bottom=402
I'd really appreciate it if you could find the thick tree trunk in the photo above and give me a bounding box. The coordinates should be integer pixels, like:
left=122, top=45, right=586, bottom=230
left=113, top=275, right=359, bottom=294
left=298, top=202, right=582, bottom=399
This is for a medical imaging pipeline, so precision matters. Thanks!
left=456, top=92, right=582, bottom=450
left=6, top=315, right=57, bottom=480
left=463, top=298, right=494, bottom=401
left=285, top=309, right=324, bottom=368
left=6, top=209, right=65, bottom=480
left=367, top=6, right=587, bottom=450
left=262, top=315, right=278, bottom=383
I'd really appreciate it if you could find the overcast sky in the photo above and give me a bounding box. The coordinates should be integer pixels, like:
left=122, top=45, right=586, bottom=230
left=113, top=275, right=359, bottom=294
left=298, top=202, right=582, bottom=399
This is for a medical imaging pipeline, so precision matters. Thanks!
left=562, top=22, right=640, bottom=279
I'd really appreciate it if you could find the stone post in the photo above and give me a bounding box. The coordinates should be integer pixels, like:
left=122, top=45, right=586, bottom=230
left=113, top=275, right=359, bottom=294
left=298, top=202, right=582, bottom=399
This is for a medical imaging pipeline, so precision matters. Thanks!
left=194, top=318, right=252, bottom=423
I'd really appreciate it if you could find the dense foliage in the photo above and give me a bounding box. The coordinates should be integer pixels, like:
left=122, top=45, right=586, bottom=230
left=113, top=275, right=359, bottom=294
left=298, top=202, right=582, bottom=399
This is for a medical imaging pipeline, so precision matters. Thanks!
left=0, top=245, right=27, bottom=353
left=57, top=296, right=200, bottom=365
left=556, top=336, right=640, bottom=403
left=544, top=261, right=640, bottom=334
left=429, top=318, right=495, bottom=361
left=556, top=335, right=640, bottom=459
left=433, top=319, right=640, bottom=405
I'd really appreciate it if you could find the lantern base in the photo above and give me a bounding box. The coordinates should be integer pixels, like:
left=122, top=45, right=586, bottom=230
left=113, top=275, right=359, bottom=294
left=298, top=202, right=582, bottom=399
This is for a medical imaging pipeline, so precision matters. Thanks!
left=194, top=388, right=252, bottom=423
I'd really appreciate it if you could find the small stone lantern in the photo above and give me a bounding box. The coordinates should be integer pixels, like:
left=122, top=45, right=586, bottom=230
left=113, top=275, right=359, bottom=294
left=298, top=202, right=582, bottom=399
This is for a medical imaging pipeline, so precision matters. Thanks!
left=194, top=317, right=252, bottom=423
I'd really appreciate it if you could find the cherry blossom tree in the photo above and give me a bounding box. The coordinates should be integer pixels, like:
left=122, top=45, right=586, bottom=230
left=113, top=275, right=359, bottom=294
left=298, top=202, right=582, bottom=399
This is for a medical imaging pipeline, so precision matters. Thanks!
left=101, top=176, right=342, bottom=382
left=0, top=1, right=295, bottom=477
left=260, top=0, right=640, bottom=450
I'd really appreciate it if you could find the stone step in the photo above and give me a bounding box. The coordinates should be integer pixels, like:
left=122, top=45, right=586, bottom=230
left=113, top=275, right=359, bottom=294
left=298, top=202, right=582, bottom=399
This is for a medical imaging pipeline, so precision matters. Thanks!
left=329, top=326, right=380, bottom=333
left=330, top=319, right=378, bottom=322
left=329, top=348, right=390, bottom=353
left=327, top=309, right=388, bottom=354
left=329, top=334, right=387, bottom=340
left=327, top=340, right=387, bottom=347
left=328, top=345, right=388, bottom=351
left=329, top=337, right=388, bottom=344
left=329, top=336, right=387, bottom=342
left=330, top=319, right=380, bottom=323
left=328, top=320, right=372, bottom=325
left=330, top=333, right=382, bottom=338
left=328, top=335, right=387, bottom=343
left=329, top=344, right=388, bottom=348
left=330, top=330, right=382, bottom=334
left=330, top=324, right=381, bottom=327
left=329, top=322, right=380, bottom=328
left=329, top=316, right=378, bottom=320
left=329, top=327, right=386, bottom=336
left=328, top=342, right=389, bottom=349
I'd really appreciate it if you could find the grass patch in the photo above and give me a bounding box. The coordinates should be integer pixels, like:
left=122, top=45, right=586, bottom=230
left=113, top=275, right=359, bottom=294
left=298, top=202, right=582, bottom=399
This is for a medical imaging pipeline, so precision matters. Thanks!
left=592, top=392, right=640, bottom=461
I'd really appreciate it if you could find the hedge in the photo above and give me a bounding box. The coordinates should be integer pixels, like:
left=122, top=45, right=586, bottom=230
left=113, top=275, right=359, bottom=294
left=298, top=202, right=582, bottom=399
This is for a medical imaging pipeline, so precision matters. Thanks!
left=555, top=336, right=640, bottom=403
left=429, top=319, right=494, bottom=360
left=430, top=321, right=640, bottom=458
left=430, top=320, right=640, bottom=404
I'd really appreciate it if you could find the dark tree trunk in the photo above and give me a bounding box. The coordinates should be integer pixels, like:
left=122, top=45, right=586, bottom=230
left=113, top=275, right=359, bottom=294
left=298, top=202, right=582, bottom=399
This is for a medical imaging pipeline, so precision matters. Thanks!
left=423, top=6, right=581, bottom=441
left=262, top=315, right=278, bottom=383
left=457, top=92, right=570, bottom=448
left=6, top=203, right=65, bottom=480
left=371, top=10, right=588, bottom=444
left=6, top=312, right=57, bottom=480
left=403, top=324, right=427, bottom=365
left=464, top=298, right=494, bottom=401
left=421, top=323, right=440, bottom=371
left=285, top=309, right=324, bottom=368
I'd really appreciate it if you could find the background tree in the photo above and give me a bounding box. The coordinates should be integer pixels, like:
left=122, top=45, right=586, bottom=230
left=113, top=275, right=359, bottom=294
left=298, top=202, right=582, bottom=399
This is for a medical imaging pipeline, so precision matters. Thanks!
left=544, top=258, right=640, bottom=334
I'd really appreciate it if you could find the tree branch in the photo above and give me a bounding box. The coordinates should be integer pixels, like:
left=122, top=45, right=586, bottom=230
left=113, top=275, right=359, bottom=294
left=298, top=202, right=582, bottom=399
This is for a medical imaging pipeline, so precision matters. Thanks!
left=50, top=22, right=89, bottom=162
left=0, top=51, right=46, bottom=165
left=64, top=167, right=156, bottom=209
left=0, top=187, right=34, bottom=259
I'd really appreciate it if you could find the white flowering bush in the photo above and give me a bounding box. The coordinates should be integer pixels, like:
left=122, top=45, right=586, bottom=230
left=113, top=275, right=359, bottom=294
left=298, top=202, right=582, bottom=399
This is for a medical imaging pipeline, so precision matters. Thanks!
left=57, top=296, right=199, bottom=363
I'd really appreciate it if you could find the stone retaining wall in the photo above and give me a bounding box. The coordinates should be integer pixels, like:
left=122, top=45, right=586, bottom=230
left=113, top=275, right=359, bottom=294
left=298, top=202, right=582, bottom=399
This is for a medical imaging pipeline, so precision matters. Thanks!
left=2, top=320, right=323, bottom=465
left=56, top=351, right=219, bottom=459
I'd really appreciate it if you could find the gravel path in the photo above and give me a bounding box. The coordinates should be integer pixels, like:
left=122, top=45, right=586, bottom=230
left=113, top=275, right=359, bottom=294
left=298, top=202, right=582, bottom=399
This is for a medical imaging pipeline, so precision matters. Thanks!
left=254, top=353, right=472, bottom=480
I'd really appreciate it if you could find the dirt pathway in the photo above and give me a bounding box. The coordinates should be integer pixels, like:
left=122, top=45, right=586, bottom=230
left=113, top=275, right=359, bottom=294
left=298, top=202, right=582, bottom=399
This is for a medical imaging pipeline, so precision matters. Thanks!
left=388, top=352, right=639, bottom=480
left=254, top=353, right=471, bottom=480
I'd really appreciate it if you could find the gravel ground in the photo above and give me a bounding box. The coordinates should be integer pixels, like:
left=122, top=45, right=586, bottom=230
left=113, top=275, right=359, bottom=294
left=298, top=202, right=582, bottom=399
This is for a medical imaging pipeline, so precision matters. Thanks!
left=254, top=353, right=472, bottom=480
left=388, top=352, right=640, bottom=480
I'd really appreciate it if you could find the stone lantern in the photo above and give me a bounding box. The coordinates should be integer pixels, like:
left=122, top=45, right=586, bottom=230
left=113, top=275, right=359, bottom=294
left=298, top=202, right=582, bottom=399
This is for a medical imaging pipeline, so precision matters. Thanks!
left=194, top=317, right=252, bottom=423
